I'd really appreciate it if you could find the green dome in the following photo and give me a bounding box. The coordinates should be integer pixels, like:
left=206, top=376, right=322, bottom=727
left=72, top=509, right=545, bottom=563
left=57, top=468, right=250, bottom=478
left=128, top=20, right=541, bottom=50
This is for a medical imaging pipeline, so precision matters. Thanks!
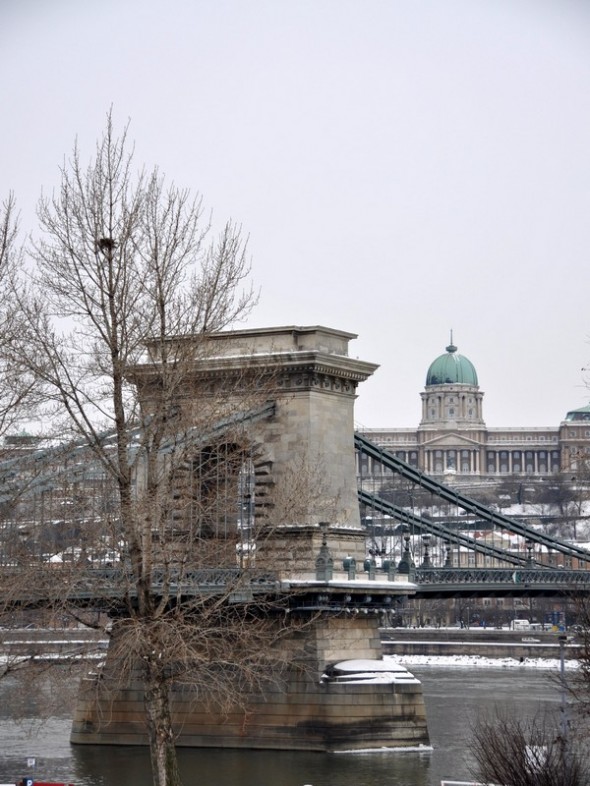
left=564, top=404, right=590, bottom=422
left=426, top=342, right=478, bottom=386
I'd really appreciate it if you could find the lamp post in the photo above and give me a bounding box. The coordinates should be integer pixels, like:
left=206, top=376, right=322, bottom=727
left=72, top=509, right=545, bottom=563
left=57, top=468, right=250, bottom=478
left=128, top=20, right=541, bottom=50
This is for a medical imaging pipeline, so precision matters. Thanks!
left=397, top=525, right=415, bottom=578
left=421, top=533, right=432, bottom=568
left=443, top=540, right=452, bottom=568
left=558, top=633, right=569, bottom=776
left=526, top=539, right=534, bottom=566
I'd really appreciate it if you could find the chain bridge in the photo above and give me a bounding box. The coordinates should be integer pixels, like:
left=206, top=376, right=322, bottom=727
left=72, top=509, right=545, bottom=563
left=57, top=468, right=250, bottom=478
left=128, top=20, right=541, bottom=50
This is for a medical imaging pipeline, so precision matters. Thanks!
left=1, top=324, right=588, bottom=751
left=2, top=410, right=589, bottom=604
left=355, top=432, right=590, bottom=598
left=0, top=328, right=590, bottom=602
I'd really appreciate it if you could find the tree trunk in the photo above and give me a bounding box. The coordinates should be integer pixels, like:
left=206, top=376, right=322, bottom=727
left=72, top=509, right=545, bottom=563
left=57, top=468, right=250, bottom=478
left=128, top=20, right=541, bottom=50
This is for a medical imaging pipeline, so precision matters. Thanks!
left=144, top=659, right=182, bottom=786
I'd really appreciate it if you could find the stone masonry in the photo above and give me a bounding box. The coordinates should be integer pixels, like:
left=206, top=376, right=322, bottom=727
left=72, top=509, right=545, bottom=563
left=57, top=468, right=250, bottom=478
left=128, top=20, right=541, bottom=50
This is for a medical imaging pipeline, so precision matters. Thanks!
left=70, top=326, right=430, bottom=751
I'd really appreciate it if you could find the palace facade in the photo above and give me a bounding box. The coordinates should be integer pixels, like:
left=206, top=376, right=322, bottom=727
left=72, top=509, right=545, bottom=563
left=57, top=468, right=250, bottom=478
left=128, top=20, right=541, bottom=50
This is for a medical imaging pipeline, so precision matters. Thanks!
left=360, top=339, right=590, bottom=483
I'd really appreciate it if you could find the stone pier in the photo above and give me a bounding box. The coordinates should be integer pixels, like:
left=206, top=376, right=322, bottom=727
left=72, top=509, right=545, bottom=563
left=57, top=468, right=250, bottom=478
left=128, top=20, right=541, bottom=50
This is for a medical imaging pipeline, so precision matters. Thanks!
left=70, top=326, right=430, bottom=751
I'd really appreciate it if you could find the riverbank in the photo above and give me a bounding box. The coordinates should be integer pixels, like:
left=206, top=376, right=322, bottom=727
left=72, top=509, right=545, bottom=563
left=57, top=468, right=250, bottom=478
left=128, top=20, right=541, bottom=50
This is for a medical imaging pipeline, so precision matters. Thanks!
left=0, top=627, right=107, bottom=660
left=390, top=653, right=578, bottom=670
left=0, top=625, right=580, bottom=663
left=381, top=626, right=581, bottom=661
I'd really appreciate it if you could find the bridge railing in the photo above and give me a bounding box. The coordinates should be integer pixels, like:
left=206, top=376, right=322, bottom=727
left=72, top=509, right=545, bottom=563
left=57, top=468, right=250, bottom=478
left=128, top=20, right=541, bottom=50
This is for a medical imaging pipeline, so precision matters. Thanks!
left=414, top=567, right=590, bottom=586
left=0, top=565, right=283, bottom=605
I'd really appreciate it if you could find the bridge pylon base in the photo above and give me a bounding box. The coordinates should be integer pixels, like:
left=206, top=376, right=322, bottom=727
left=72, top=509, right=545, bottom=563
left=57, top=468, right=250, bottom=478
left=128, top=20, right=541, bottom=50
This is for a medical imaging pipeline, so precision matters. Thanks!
left=70, top=613, right=429, bottom=752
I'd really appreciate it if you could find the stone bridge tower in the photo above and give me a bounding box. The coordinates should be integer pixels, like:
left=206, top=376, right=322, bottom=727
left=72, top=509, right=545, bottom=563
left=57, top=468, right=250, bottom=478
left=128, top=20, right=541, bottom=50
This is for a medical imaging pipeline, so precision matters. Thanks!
left=183, top=325, right=379, bottom=575
left=71, top=325, right=429, bottom=752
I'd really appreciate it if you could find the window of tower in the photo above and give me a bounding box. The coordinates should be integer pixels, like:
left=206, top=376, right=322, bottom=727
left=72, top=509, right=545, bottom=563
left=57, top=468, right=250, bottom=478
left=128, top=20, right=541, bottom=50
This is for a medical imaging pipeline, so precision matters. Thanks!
left=461, top=451, right=470, bottom=472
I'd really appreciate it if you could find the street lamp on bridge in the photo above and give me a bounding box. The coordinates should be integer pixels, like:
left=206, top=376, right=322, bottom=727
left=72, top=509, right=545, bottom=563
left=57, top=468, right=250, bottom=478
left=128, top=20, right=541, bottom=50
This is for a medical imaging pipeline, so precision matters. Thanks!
left=421, top=533, right=432, bottom=568
left=397, top=525, right=415, bottom=578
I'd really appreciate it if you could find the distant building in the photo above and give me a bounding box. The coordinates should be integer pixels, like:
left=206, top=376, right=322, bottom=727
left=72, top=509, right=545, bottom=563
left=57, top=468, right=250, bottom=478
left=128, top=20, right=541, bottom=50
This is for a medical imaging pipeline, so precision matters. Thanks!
left=359, top=338, right=590, bottom=483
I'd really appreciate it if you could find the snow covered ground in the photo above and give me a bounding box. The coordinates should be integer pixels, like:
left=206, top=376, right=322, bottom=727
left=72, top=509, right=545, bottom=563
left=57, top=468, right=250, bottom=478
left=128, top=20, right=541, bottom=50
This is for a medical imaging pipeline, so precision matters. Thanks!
left=388, top=653, right=578, bottom=670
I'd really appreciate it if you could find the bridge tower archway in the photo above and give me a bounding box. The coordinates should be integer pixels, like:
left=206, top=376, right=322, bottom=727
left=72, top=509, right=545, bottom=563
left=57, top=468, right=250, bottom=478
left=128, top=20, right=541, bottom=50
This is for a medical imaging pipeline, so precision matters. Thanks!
left=134, top=325, right=380, bottom=578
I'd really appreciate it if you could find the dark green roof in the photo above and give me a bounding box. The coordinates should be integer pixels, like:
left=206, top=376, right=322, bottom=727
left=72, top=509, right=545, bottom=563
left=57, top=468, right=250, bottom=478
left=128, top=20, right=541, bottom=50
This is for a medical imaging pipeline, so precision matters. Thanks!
left=565, top=405, right=590, bottom=422
left=426, top=342, right=478, bottom=386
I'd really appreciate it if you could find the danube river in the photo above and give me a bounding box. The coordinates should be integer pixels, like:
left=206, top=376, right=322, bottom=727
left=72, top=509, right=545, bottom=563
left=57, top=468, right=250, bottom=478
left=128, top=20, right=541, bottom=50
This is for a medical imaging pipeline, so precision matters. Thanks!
left=0, top=663, right=564, bottom=786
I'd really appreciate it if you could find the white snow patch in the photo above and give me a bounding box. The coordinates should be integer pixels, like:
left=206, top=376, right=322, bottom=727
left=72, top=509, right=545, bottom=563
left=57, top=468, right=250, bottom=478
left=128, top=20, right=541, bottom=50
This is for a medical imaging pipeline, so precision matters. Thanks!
left=386, top=654, right=579, bottom=670
left=333, top=744, right=434, bottom=754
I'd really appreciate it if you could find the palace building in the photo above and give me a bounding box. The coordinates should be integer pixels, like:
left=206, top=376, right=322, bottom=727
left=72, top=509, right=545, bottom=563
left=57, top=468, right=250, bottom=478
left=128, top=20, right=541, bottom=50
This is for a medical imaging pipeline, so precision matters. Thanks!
left=360, top=338, right=590, bottom=483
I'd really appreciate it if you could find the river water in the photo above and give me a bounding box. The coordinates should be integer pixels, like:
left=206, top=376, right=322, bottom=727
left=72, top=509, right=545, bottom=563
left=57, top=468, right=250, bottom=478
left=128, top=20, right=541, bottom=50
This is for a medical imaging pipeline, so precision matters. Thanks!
left=0, top=664, right=564, bottom=786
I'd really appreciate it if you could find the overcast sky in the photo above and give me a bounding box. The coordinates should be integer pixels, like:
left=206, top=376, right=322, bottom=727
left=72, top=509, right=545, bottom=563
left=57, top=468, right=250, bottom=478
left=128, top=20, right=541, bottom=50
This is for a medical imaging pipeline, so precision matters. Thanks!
left=2, top=0, right=590, bottom=430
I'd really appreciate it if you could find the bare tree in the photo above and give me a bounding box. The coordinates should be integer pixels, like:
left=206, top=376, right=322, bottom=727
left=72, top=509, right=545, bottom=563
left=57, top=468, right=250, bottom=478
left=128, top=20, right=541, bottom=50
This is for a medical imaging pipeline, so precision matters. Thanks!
left=0, top=193, right=39, bottom=434
left=567, top=594, right=590, bottom=721
left=469, top=709, right=590, bottom=786
left=0, top=195, right=59, bottom=677
left=3, top=110, right=301, bottom=786
left=469, top=593, right=590, bottom=786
